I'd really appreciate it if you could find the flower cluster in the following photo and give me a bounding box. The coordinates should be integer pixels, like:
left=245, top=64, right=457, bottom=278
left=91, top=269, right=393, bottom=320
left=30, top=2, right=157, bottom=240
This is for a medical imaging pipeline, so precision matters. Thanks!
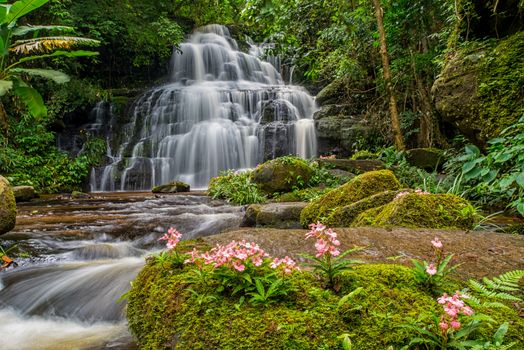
left=437, top=291, right=474, bottom=332
left=395, top=188, right=430, bottom=200
left=306, top=222, right=341, bottom=258
left=271, top=256, right=300, bottom=274
left=158, top=227, right=183, bottom=249
left=187, top=240, right=269, bottom=272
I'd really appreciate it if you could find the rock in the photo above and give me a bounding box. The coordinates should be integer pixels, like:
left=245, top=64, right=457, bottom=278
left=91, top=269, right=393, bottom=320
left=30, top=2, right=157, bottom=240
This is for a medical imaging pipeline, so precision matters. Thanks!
left=257, top=122, right=295, bottom=161
left=12, top=186, right=36, bottom=202
left=251, top=157, right=313, bottom=194
left=242, top=202, right=308, bottom=229
left=352, top=193, right=476, bottom=230
left=0, top=176, right=16, bottom=235
left=325, top=189, right=412, bottom=227
left=259, top=99, right=297, bottom=124
left=317, top=159, right=384, bottom=173
left=300, top=170, right=401, bottom=226
left=432, top=32, right=524, bottom=146
left=152, top=181, right=190, bottom=193
left=405, top=148, right=444, bottom=171
left=71, top=191, right=92, bottom=199
left=315, top=77, right=352, bottom=106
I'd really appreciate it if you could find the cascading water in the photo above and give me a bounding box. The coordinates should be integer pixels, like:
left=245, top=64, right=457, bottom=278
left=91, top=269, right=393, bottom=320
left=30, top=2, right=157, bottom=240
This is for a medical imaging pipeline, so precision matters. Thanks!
left=91, top=24, right=317, bottom=191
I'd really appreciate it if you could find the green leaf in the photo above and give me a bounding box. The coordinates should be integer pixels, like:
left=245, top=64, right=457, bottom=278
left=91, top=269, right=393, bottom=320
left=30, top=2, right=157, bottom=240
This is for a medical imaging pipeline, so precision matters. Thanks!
left=10, top=68, right=70, bottom=83
left=12, top=85, right=47, bottom=117
left=465, top=144, right=480, bottom=156
left=12, top=24, right=74, bottom=36
left=463, top=167, right=484, bottom=181
left=0, top=79, right=13, bottom=95
left=15, top=50, right=99, bottom=65
left=515, top=172, right=524, bottom=188
left=3, top=0, right=49, bottom=25
left=493, top=322, right=509, bottom=343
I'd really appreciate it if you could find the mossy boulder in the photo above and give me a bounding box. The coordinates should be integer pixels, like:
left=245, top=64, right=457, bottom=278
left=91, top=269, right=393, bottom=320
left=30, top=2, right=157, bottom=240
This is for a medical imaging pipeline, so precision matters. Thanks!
left=127, top=254, right=440, bottom=350
left=432, top=32, right=524, bottom=146
left=325, top=189, right=411, bottom=227
left=152, top=181, right=190, bottom=193
left=251, top=157, right=313, bottom=194
left=300, top=170, right=401, bottom=226
left=243, top=202, right=307, bottom=229
left=352, top=193, right=477, bottom=230
left=405, top=148, right=444, bottom=171
left=12, top=186, right=36, bottom=202
left=0, top=176, right=16, bottom=235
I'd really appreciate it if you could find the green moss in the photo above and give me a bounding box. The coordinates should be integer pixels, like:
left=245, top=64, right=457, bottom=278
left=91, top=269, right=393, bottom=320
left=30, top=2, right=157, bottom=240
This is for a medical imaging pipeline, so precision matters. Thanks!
left=276, top=187, right=328, bottom=203
left=300, top=170, right=401, bottom=227
left=477, top=32, right=524, bottom=140
left=352, top=193, right=477, bottom=230
left=350, top=150, right=379, bottom=160
left=0, top=176, right=17, bottom=234
left=325, top=189, right=410, bottom=227
left=251, top=157, right=314, bottom=195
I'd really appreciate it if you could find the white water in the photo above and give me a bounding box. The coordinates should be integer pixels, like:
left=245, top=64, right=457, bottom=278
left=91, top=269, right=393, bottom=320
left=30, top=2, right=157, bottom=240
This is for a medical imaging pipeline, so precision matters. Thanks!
left=0, top=193, right=244, bottom=349
left=91, top=24, right=317, bottom=191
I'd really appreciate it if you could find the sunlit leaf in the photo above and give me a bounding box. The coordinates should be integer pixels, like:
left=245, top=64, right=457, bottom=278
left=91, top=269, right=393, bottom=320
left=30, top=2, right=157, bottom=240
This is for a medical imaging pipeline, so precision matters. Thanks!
left=10, top=36, right=100, bottom=55
left=10, top=68, right=70, bottom=83
left=12, top=84, right=47, bottom=117
left=12, top=25, right=74, bottom=36
left=3, top=0, right=48, bottom=25
left=0, top=79, right=13, bottom=95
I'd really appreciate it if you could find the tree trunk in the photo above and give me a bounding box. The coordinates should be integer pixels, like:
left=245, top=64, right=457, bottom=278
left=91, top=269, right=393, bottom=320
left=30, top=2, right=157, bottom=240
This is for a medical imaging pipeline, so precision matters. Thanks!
left=371, top=0, right=405, bottom=150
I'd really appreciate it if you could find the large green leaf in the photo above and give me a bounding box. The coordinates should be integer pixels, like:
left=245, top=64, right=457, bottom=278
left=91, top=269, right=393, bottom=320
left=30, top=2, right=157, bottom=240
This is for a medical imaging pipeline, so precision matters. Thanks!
left=3, top=0, right=49, bottom=26
left=12, top=84, right=47, bottom=117
left=15, top=50, right=99, bottom=65
left=12, top=24, right=74, bottom=36
left=10, top=68, right=70, bottom=83
left=0, top=79, right=13, bottom=95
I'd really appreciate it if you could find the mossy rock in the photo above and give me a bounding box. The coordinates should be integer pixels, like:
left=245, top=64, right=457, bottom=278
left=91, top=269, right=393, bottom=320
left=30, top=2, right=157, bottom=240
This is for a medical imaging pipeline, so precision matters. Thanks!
left=352, top=193, right=477, bottom=230
left=300, top=170, right=401, bottom=227
left=405, top=148, right=444, bottom=171
left=251, top=157, right=313, bottom=195
left=71, top=191, right=92, bottom=199
left=127, top=255, right=443, bottom=349
left=12, top=185, right=36, bottom=202
left=242, top=202, right=307, bottom=229
left=152, top=181, right=190, bottom=193
left=325, top=189, right=412, bottom=227
left=0, top=176, right=16, bottom=235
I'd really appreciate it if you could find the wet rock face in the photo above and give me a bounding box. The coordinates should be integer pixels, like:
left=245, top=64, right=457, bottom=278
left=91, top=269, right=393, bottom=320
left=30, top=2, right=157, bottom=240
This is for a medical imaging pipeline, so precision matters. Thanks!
left=0, top=176, right=16, bottom=235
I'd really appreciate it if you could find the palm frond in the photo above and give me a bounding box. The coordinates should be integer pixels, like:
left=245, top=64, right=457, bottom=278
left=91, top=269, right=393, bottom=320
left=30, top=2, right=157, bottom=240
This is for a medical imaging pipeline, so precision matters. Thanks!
left=0, top=79, right=13, bottom=96
left=10, top=36, right=100, bottom=55
left=10, top=68, right=69, bottom=83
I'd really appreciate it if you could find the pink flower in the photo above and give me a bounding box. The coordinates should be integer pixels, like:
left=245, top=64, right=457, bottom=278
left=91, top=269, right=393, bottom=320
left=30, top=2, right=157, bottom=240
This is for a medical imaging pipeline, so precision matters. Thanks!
left=158, top=227, right=183, bottom=250
left=426, top=263, right=437, bottom=275
left=444, top=305, right=458, bottom=318
left=439, top=321, right=449, bottom=331
left=450, top=320, right=461, bottom=330
left=462, top=306, right=474, bottom=316
left=232, top=261, right=245, bottom=272
left=437, top=293, right=448, bottom=304
left=431, top=237, right=443, bottom=249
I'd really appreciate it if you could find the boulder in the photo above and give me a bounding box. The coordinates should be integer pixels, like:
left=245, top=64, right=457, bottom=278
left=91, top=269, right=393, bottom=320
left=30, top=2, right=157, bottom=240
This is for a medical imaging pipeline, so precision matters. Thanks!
left=300, top=170, right=401, bottom=226
left=405, top=148, right=444, bottom=171
left=315, top=77, right=351, bottom=106
left=0, top=176, right=16, bottom=235
left=12, top=186, right=36, bottom=202
left=251, top=157, right=313, bottom=195
left=242, top=202, right=307, bottom=229
left=317, top=159, right=384, bottom=173
left=257, top=122, right=294, bottom=161
left=327, top=169, right=355, bottom=181
left=71, top=191, right=92, bottom=199
left=432, top=32, right=524, bottom=146
left=152, top=181, right=190, bottom=193
left=259, top=99, right=297, bottom=124
left=352, top=193, right=476, bottom=230
left=325, top=189, right=411, bottom=227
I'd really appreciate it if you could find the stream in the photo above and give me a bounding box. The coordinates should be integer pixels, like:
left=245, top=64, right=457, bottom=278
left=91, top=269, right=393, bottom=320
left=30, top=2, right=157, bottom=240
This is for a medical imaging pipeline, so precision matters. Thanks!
left=0, top=193, right=244, bottom=350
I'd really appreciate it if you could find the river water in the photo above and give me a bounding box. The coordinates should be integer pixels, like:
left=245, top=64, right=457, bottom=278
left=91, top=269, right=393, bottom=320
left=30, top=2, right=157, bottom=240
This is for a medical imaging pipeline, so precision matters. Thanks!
left=0, top=193, right=243, bottom=350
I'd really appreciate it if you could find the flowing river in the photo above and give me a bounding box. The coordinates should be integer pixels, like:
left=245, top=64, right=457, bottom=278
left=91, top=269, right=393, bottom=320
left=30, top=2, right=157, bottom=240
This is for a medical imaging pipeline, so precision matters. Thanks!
left=0, top=193, right=244, bottom=349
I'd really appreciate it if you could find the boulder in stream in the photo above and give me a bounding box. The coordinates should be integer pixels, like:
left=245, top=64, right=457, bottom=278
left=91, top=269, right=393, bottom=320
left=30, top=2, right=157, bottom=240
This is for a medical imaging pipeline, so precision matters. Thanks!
left=0, top=176, right=16, bottom=235
left=243, top=202, right=307, bottom=229
left=152, top=181, right=190, bottom=193
left=12, top=186, right=36, bottom=202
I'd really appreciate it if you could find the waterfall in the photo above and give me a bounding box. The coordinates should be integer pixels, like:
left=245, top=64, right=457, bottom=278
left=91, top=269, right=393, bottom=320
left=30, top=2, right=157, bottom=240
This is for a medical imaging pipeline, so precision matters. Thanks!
left=91, top=24, right=317, bottom=191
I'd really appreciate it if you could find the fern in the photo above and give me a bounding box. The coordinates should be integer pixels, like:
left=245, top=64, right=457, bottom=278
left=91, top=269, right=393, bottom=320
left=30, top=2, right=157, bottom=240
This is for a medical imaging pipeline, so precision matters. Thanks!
left=466, top=270, right=523, bottom=307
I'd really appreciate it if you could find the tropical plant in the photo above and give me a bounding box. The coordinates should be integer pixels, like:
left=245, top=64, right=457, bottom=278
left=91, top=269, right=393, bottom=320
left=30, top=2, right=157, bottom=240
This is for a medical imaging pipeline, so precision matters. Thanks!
left=411, top=237, right=461, bottom=294
left=301, top=222, right=363, bottom=290
left=207, top=169, right=266, bottom=205
left=0, top=0, right=99, bottom=132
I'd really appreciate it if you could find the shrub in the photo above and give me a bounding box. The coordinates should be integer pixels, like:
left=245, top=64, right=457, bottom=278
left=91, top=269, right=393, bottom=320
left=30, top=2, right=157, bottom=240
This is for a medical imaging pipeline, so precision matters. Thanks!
left=208, top=170, right=266, bottom=205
